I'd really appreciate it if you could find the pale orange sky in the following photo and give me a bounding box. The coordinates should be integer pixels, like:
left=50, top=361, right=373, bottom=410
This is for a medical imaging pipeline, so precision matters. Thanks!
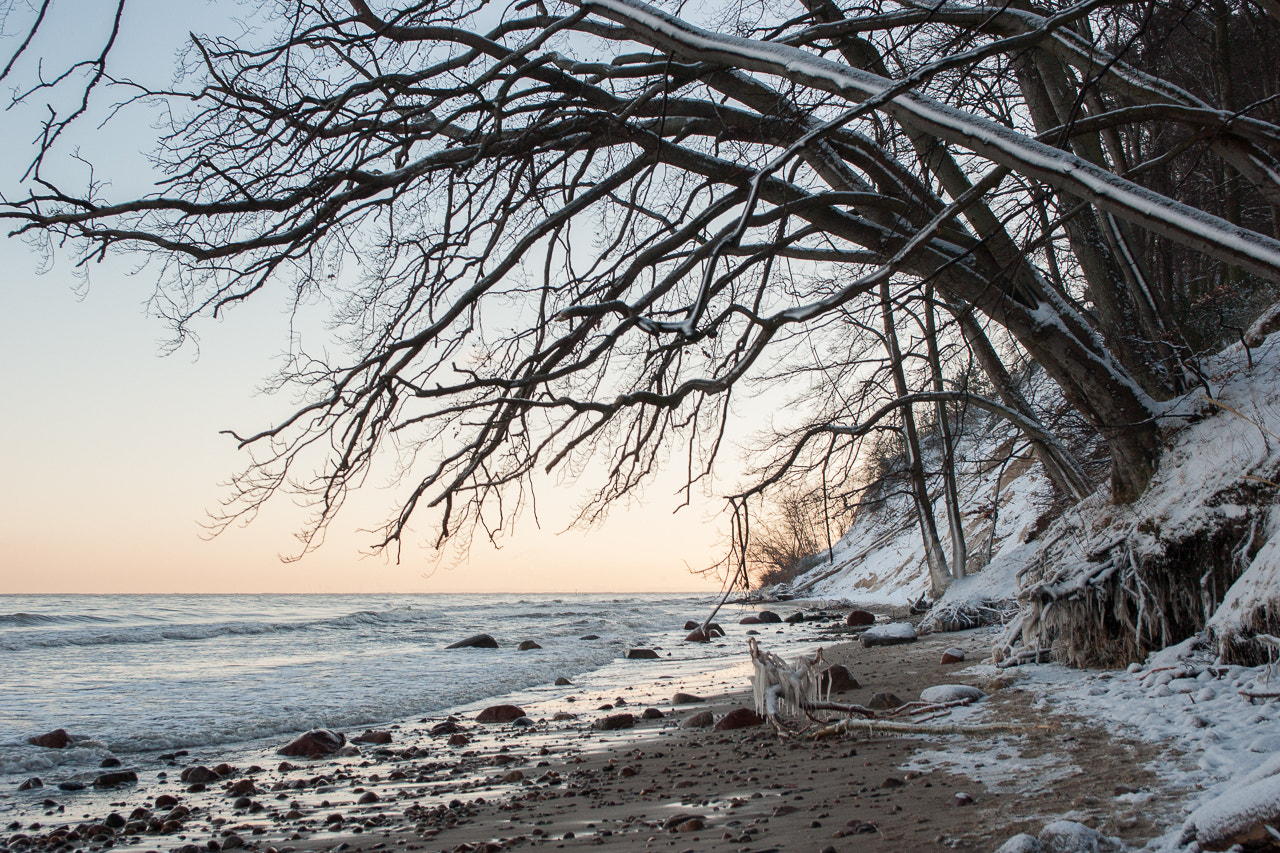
left=0, top=238, right=728, bottom=594
left=0, top=0, right=739, bottom=594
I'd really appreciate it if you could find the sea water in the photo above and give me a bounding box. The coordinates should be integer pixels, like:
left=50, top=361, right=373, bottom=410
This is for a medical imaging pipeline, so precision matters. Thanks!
left=0, top=593, right=814, bottom=789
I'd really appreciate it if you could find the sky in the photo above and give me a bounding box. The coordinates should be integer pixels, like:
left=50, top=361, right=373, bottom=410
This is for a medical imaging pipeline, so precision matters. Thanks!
left=0, top=0, right=728, bottom=595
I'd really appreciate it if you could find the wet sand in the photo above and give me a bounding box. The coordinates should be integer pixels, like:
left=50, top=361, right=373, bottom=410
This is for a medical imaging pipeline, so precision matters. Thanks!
left=4, top=624, right=1182, bottom=853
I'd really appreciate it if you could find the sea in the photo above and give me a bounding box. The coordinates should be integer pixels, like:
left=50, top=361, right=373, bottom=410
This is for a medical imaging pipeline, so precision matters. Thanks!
left=0, top=593, right=831, bottom=803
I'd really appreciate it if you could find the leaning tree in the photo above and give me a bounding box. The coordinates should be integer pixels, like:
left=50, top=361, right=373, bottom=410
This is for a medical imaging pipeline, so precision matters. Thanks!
left=4, top=0, right=1280, bottom=646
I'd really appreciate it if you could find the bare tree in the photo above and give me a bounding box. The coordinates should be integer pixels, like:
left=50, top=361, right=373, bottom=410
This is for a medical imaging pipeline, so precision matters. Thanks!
left=3, top=0, right=1279, bottom=585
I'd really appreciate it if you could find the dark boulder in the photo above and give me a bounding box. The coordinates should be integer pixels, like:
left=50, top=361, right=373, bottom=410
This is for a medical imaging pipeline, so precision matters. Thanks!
left=93, top=770, right=138, bottom=789
left=277, top=730, right=346, bottom=758
left=517, top=640, right=542, bottom=650
left=757, top=611, right=782, bottom=624
left=352, top=730, right=392, bottom=745
left=672, top=692, right=705, bottom=705
left=626, top=648, right=660, bottom=659
left=28, top=729, right=71, bottom=749
left=868, top=692, right=905, bottom=710
left=18, top=778, right=42, bottom=791
left=476, top=705, right=525, bottom=723
left=714, top=708, right=765, bottom=730
left=554, top=676, right=572, bottom=686
left=740, top=615, right=762, bottom=625
left=684, top=628, right=712, bottom=643
left=683, top=620, right=699, bottom=630
left=179, top=766, right=222, bottom=784
left=579, top=634, right=601, bottom=640
left=592, top=713, right=635, bottom=731
left=818, top=664, right=860, bottom=694
left=845, top=610, right=876, bottom=627
left=679, top=711, right=714, bottom=729
left=784, top=612, right=805, bottom=624
left=446, top=633, right=498, bottom=649
left=642, top=708, right=664, bottom=720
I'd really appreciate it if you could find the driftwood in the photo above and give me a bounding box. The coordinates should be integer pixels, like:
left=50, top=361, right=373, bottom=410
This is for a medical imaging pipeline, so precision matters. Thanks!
left=809, top=718, right=1051, bottom=739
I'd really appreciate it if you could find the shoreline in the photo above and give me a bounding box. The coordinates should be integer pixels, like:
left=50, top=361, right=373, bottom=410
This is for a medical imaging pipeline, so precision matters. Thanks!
left=3, top=618, right=1193, bottom=853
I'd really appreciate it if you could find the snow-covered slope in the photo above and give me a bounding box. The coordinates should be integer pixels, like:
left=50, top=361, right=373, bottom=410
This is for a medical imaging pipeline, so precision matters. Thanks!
left=788, top=400, right=1062, bottom=608
left=787, top=320, right=1280, bottom=668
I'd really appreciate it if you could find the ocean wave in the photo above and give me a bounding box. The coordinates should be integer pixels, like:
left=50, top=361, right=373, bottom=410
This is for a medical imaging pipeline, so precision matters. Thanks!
left=0, top=605, right=443, bottom=652
left=0, top=612, right=118, bottom=627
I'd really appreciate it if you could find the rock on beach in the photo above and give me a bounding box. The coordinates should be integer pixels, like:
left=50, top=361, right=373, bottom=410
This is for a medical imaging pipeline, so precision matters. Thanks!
left=714, top=708, right=765, bottom=730
left=626, top=648, right=660, bottom=659
left=861, top=622, right=918, bottom=647
left=476, top=705, right=525, bottom=723
left=277, top=730, right=346, bottom=757
left=28, top=729, right=71, bottom=749
left=446, top=633, right=499, bottom=649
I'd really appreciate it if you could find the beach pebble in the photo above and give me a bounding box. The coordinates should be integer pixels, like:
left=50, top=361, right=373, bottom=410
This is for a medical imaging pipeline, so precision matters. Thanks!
left=27, top=729, right=70, bottom=749
left=846, top=610, right=875, bottom=627
left=861, top=622, right=917, bottom=647
left=680, top=711, right=714, bottom=729
left=714, top=708, right=764, bottom=730
left=517, top=640, right=542, bottom=650
left=642, top=708, right=664, bottom=720
left=446, top=633, right=498, bottom=649
left=552, top=712, right=576, bottom=722
left=579, top=634, right=601, bottom=640
left=277, top=730, right=346, bottom=758
left=358, top=791, right=380, bottom=804
left=626, top=648, right=660, bottom=660
left=476, top=705, right=525, bottom=723
left=99, top=756, right=121, bottom=768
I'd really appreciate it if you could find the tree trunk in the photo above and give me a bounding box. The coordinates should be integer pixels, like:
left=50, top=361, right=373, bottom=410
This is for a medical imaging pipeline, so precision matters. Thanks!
left=881, top=282, right=950, bottom=599
left=924, top=284, right=967, bottom=579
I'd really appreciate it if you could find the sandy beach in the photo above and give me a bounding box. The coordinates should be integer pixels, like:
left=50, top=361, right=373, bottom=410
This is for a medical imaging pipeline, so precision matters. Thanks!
left=4, top=617, right=1193, bottom=853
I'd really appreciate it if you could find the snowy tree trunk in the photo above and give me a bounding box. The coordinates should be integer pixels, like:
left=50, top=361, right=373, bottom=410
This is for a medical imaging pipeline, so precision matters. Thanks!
left=925, top=285, right=967, bottom=580
left=881, top=282, right=950, bottom=599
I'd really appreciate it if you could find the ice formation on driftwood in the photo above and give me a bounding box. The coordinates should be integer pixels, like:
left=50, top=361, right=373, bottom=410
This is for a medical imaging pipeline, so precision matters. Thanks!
left=748, top=636, right=822, bottom=719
